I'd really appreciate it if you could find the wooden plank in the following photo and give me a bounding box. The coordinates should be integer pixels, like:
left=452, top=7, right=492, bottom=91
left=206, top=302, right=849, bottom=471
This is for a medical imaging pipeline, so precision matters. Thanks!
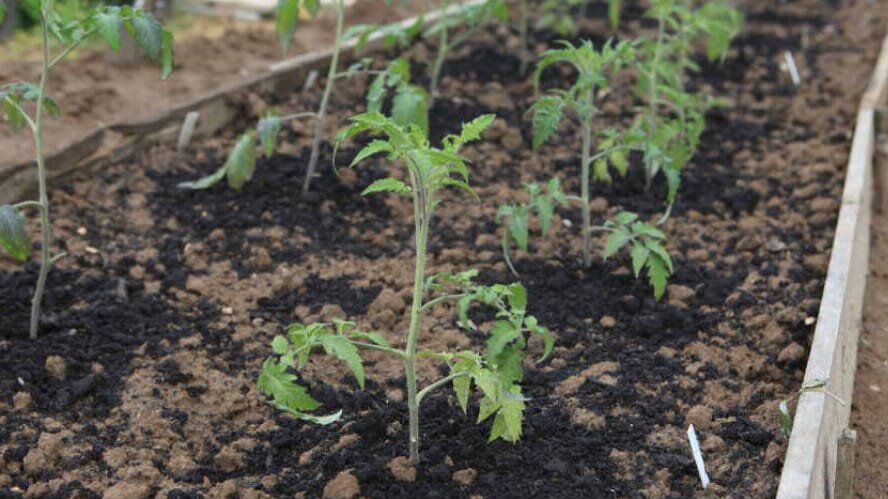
left=776, top=109, right=874, bottom=498
left=861, top=24, right=888, bottom=110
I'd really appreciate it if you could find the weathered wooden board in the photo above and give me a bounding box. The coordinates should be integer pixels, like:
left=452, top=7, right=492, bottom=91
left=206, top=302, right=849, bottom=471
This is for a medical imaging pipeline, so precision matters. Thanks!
left=776, top=23, right=888, bottom=499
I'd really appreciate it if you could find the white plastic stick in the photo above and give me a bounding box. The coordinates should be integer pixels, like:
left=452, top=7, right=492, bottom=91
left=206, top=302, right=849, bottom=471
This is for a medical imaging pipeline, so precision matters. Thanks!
left=687, top=424, right=711, bottom=489
left=784, top=50, right=801, bottom=86
left=177, top=111, right=201, bottom=151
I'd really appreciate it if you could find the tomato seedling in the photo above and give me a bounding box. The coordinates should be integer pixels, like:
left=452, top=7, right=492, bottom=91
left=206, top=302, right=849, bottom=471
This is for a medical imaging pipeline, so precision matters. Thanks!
left=258, top=112, right=553, bottom=464
left=0, top=0, right=172, bottom=338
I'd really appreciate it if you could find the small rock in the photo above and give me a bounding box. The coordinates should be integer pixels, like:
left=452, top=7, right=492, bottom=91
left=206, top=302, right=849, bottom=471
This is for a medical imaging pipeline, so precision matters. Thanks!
left=387, top=456, right=417, bottom=482
left=13, top=391, right=32, bottom=410
left=589, top=197, right=609, bottom=214
left=778, top=342, right=806, bottom=364
left=810, top=197, right=838, bottom=214
left=45, top=355, right=66, bottom=380
left=667, top=285, right=695, bottom=305
left=452, top=468, right=478, bottom=485
left=251, top=247, right=273, bottom=271
left=214, top=445, right=244, bottom=473
left=318, top=304, right=346, bottom=322
left=323, top=470, right=360, bottom=499
left=686, top=405, right=714, bottom=431
left=599, top=316, right=616, bottom=328
left=209, top=228, right=226, bottom=242
left=103, top=482, right=151, bottom=499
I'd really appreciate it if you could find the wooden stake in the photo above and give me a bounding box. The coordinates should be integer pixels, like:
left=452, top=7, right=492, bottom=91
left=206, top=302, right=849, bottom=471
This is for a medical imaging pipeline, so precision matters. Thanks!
left=834, top=428, right=857, bottom=499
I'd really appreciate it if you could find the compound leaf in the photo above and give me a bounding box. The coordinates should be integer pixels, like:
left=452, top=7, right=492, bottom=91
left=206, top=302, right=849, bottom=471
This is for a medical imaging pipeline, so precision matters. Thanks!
left=362, top=177, right=410, bottom=196
left=0, top=205, right=30, bottom=262
left=320, top=335, right=365, bottom=389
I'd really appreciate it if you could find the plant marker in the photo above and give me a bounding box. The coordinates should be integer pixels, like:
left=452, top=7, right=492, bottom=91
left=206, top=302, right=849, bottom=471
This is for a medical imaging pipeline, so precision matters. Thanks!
left=784, top=50, right=801, bottom=86
left=177, top=111, right=200, bottom=151
left=687, top=424, right=710, bottom=489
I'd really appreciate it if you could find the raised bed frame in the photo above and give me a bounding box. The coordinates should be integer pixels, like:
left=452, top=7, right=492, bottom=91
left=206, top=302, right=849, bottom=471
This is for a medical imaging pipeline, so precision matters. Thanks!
left=776, top=25, right=888, bottom=499
left=2, top=7, right=887, bottom=498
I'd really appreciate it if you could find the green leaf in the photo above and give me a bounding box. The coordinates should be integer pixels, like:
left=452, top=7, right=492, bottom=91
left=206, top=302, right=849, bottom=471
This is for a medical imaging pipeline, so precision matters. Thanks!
left=487, top=320, right=522, bottom=362
left=647, top=254, right=669, bottom=300
left=177, top=163, right=227, bottom=190
left=258, top=115, right=283, bottom=157
left=0, top=1, right=5, bottom=25
left=225, top=133, right=257, bottom=190
left=593, top=158, right=611, bottom=183
left=631, top=222, right=666, bottom=240
left=457, top=113, right=495, bottom=145
left=320, top=335, right=365, bottom=389
left=613, top=211, right=638, bottom=226
left=303, top=0, right=320, bottom=16
left=366, top=72, right=386, bottom=114
left=160, top=30, right=174, bottom=79
left=94, top=7, right=123, bottom=52
left=276, top=0, right=300, bottom=51
left=0, top=205, right=30, bottom=262
left=507, top=212, right=529, bottom=251
left=362, top=177, right=410, bottom=196
left=604, top=228, right=632, bottom=258
left=351, top=139, right=393, bottom=167
left=271, top=335, right=289, bottom=355
left=629, top=244, right=649, bottom=278
left=3, top=97, right=26, bottom=132
left=530, top=95, right=564, bottom=150
left=257, top=358, right=322, bottom=412
left=507, top=283, right=526, bottom=312
left=779, top=399, right=792, bottom=437
left=453, top=374, right=471, bottom=414
left=610, top=149, right=628, bottom=176
left=391, top=84, right=429, bottom=135
left=645, top=240, right=674, bottom=273
left=126, top=11, right=163, bottom=63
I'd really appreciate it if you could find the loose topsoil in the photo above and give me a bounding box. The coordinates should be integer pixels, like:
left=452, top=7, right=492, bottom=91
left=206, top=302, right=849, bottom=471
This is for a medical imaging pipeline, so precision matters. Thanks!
left=2, top=0, right=888, bottom=497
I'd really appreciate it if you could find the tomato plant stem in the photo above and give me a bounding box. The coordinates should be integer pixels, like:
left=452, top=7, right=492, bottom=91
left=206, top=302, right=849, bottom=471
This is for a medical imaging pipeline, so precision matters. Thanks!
left=405, top=165, right=430, bottom=464
left=430, top=28, right=448, bottom=109
left=580, top=90, right=595, bottom=267
left=644, top=14, right=665, bottom=193
left=29, top=8, right=54, bottom=340
left=303, top=0, right=344, bottom=193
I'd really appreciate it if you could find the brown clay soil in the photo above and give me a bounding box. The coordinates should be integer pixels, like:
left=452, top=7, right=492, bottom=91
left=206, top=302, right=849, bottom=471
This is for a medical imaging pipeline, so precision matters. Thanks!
left=0, top=0, right=421, bottom=169
left=2, top=0, right=888, bottom=497
left=853, top=186, right=888, bottom=496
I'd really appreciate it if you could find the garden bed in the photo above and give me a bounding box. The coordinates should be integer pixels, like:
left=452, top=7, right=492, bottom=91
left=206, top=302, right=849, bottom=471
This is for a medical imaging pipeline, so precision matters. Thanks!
left=1, top=0, right=888, bottom=497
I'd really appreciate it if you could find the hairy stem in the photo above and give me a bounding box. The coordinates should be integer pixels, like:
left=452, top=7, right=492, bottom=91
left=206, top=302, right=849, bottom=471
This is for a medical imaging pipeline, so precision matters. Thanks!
left=405, top=165, right=430, bottom=464
left=644, top=14, right=666, bottom=193
left=417, top=371, right=468, bottom=404
left=580, top=117, right=592, bottom=267
left=28, top=11, right=55, bottom=340
left=302, top=0, right=344, bottom=193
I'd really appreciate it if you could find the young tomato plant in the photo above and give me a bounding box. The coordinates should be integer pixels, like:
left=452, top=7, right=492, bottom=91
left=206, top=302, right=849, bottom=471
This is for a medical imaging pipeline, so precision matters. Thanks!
left=634, top=0, right=742, bottom=207
left=601, top=211, right=673, bottom=299
left=258, top=112, right=553, bottom=464
left=423, top=0, right=507, bottom=106
left=180, top=1, right=429, bottom=193
left=0, top=0, right=172, bottom=339
left=528, top=39, right=634, bottom=267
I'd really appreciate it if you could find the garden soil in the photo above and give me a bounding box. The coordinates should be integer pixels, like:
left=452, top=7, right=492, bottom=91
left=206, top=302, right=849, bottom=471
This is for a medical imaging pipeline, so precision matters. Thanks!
left=2, top=0, right=888, bottom=497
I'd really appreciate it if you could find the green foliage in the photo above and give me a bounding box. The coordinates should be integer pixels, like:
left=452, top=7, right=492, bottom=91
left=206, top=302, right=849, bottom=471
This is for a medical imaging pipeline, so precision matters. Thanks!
left=366, top=58, right=430, bottom=134
left=603, top=212, right=674, bottom=299
left=529, top=39, right=634, bottom=151
left=535, top=0, right=587, bottom=35
left=1, top=82, right=61, bottom=131
left=0, top=205, right=30, bottom=262
left=275, top=0, right=321, bottom=51
left=337, top=112, right=494, bottom=202
left=634, top=0, right=741, bottom=200
left=259, top=111, right=553, bottom=456
left=178, top=132, right=257, bottom=191
left=497, top=178, right=568, bottom=274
